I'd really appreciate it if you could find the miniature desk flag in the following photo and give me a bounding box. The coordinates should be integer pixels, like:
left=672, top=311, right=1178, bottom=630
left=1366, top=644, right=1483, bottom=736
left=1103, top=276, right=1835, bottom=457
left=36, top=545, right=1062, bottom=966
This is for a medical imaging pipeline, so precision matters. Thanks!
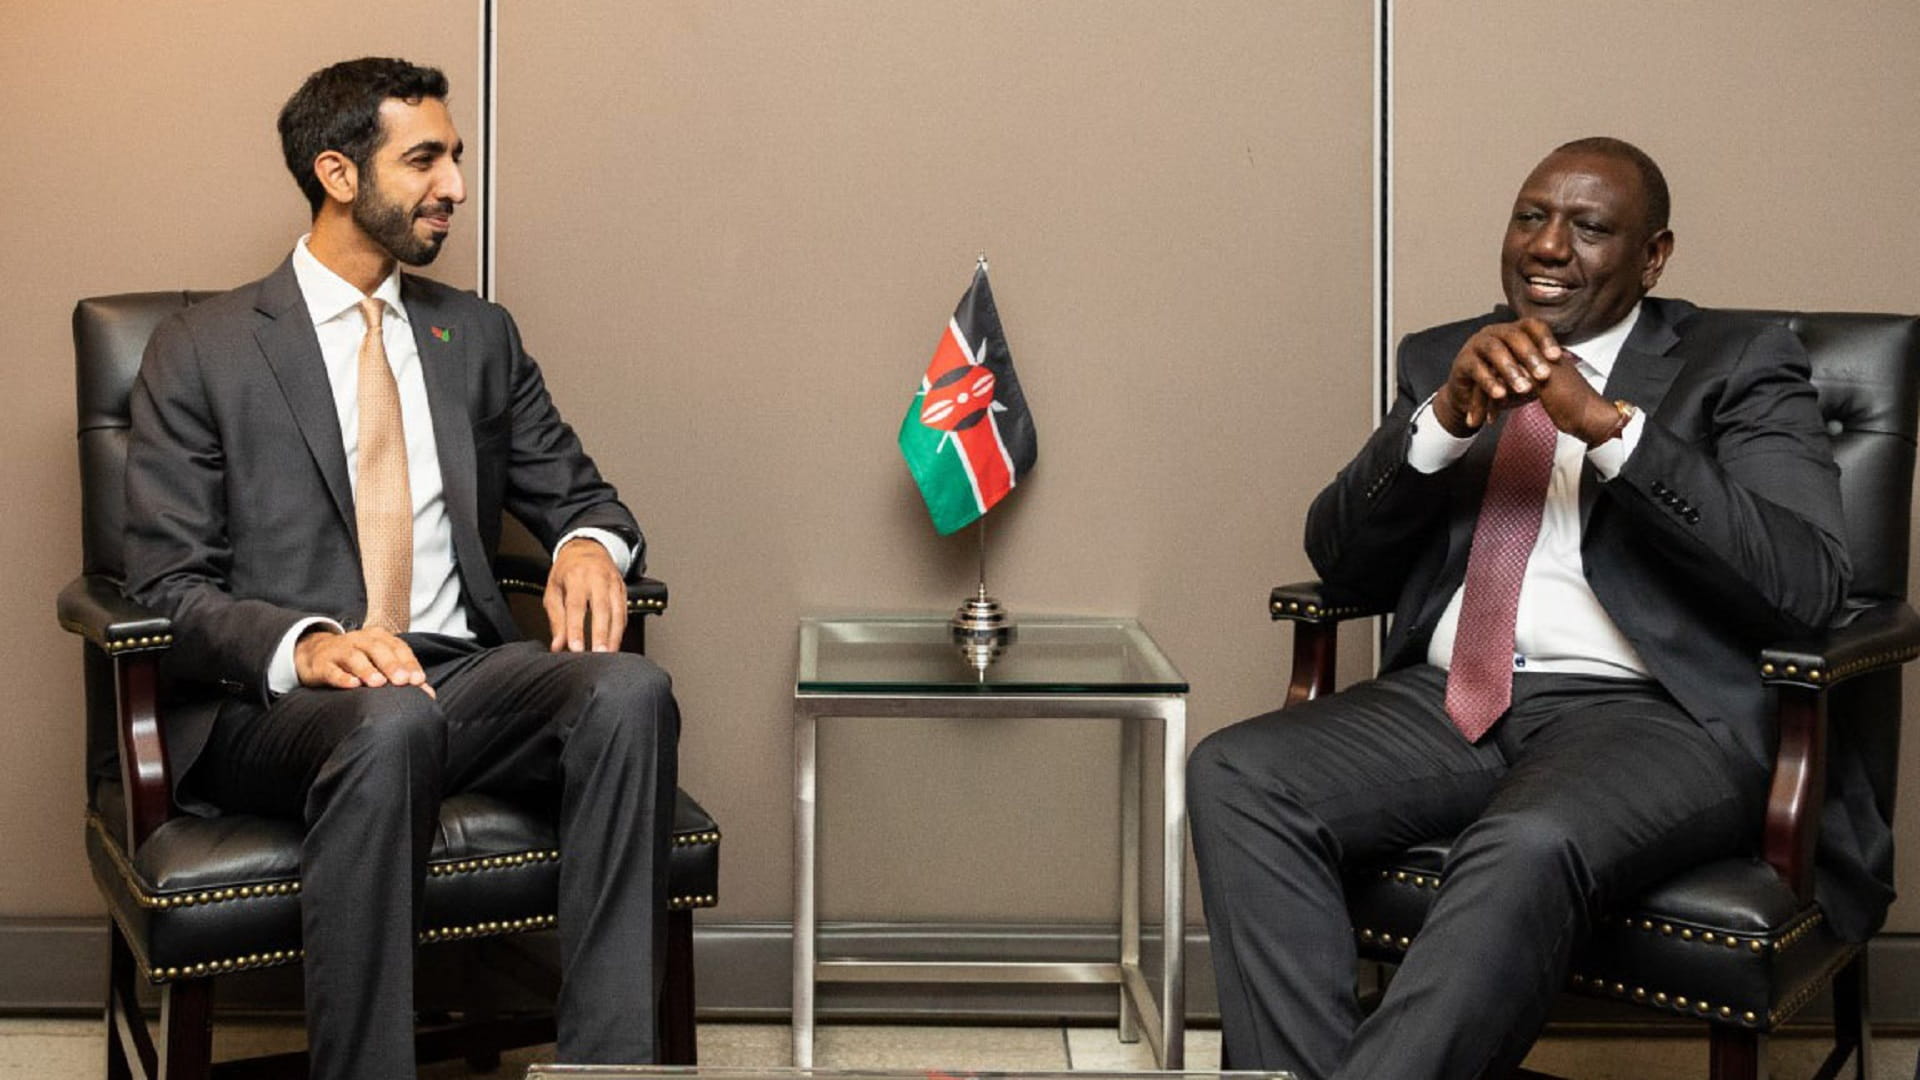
left=898, top=262, right=1038, bottom=535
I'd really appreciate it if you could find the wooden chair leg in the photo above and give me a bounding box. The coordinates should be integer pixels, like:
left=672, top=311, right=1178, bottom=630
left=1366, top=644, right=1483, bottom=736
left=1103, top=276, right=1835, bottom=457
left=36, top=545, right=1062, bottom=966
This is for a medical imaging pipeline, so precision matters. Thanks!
left=657, top=909, right=696, bottom=1065
left=1832, top=951, right=1871, bottom=1080
left=105, top=922, right=144, bottom=1080
left=160, top=978, right=215, bottom=1080
left=1709, top=1023, right=1766, bottom=1080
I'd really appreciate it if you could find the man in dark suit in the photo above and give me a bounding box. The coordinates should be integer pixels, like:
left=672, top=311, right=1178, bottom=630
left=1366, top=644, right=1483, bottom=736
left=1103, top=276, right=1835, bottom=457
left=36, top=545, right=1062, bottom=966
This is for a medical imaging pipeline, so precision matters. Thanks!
left=1188, top=138, right=1849, bottom=1080
left=123, top=58, right=677, bottom=1079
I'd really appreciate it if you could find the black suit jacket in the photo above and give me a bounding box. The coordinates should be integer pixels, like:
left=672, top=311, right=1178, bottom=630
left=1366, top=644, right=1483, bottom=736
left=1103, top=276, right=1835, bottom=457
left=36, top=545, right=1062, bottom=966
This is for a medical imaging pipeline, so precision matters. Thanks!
left=123, top=257, right=641, bottom=788
left=1307, top=297, right=1850, bottom=775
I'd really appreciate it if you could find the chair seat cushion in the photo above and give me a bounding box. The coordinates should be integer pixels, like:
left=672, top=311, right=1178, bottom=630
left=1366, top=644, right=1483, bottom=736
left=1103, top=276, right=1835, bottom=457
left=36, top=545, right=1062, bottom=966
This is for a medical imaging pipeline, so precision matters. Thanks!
left=1346, top=842, right=1855, bottom=1032
left=88, top=781, right=719, bottom=983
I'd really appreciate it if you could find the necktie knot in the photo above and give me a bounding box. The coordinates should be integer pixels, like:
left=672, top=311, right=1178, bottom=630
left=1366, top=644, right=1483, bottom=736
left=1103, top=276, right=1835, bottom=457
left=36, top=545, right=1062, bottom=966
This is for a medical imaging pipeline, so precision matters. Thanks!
left=359, top=298, right=384, bottom=333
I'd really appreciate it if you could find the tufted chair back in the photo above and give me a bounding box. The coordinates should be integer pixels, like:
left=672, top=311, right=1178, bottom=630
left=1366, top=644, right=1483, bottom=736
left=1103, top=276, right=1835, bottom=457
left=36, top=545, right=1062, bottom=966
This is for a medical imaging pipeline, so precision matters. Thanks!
left=1731, top=312, right=1920, bottom=602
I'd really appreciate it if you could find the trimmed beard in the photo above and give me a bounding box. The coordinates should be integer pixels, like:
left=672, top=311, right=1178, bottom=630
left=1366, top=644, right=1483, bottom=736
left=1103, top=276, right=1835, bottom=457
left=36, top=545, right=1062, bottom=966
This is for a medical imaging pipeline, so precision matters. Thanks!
left=353, top=171, right=448, bottom=267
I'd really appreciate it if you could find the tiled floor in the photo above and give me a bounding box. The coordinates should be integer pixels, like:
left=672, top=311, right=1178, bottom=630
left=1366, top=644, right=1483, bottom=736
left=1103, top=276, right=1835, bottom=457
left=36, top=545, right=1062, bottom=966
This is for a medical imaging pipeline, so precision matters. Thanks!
left=0, top=1017, right=1913, bottom=1078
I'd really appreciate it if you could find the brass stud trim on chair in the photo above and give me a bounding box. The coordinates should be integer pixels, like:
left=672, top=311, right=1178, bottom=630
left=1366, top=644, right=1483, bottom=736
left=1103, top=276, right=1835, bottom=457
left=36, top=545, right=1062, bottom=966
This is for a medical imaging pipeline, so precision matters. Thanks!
left=420, top=913, right=559, bottom=944
left=673, top=830, right=721, bottom=847
left=1379, top=868, right=1441, bottom=888
left=58, top=618, right=177, bottom=655
left=1769, top=946, right=1862, bottom=1028
left=55, top=614, right=176, bottom=655
left=89, top=813, right=302, bottom=911
left=1761, top=644, right=1920, bottom=685
left=1571, top=975, right=1764, bottom=1030
left=427, top=848, right=561, bottom=877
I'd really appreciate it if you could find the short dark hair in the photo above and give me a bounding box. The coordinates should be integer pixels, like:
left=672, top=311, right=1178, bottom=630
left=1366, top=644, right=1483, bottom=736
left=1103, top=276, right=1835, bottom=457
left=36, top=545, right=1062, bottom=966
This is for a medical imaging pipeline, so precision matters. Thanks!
left=278, top=58, right=449, bottom=215
left=1552, top=136, right=1670, bottom=237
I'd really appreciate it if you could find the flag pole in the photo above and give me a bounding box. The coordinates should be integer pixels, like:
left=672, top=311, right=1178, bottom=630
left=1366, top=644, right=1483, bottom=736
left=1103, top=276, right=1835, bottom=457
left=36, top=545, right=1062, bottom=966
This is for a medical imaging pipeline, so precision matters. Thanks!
left=951, top=253, right=1012, bottom=671
left=977, top=513, right=987, bottom=594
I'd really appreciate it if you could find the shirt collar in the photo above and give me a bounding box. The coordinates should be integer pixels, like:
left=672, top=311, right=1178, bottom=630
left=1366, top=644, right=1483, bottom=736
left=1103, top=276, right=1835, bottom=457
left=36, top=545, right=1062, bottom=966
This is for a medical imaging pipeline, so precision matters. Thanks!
left=1562, top=301, right=1641, bottom=379
left=291, top=235, right=407, bottom=328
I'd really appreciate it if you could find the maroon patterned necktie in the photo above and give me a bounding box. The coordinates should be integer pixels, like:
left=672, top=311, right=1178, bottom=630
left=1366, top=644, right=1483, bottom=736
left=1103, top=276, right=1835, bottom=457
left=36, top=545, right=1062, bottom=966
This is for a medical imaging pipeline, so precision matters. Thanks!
left=1444, top=396, right=1559, bottom=742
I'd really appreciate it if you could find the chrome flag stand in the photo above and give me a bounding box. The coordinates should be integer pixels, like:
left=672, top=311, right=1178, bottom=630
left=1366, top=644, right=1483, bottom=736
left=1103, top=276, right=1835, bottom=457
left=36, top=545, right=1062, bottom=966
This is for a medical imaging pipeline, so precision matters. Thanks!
left=951, top=513, right=1013, bottom=671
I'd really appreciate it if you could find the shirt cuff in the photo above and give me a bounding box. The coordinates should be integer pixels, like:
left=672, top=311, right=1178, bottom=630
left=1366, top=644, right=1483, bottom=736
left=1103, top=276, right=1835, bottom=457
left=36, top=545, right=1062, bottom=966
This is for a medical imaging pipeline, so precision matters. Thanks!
left=268, top=616, right=345, bottom=696
left=557, top=527, right=634, bottom=576
left=1586, top=409, right=1647, bottom=480
left=1407, top=394, right=1479, bottom=474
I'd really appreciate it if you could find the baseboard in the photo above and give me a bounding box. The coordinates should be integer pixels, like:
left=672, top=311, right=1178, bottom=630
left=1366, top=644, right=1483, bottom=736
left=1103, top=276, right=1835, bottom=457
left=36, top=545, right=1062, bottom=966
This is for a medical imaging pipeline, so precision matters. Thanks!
left=7, top=917, right=1920, bottom=1029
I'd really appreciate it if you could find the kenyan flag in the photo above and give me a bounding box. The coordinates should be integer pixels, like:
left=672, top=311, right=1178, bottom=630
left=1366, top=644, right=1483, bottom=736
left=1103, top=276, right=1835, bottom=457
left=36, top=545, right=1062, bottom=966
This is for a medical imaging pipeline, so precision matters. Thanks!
left=899, top=266, right=1038, bottom=535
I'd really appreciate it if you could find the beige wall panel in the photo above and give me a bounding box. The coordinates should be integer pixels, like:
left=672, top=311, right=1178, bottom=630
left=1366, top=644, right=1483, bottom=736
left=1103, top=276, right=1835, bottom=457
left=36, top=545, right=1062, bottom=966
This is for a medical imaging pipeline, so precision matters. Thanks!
left=498, top=2, right=1373, bottom=920
left=1393, top=1, right=1920, bottom=927
left=0, top=2, right=478, bottom=916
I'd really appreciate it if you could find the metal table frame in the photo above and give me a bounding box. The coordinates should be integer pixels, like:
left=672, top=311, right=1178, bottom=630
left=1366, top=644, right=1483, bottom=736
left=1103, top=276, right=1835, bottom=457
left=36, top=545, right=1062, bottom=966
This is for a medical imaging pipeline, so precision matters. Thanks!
left=792, top=681, right=1187, bottom=1069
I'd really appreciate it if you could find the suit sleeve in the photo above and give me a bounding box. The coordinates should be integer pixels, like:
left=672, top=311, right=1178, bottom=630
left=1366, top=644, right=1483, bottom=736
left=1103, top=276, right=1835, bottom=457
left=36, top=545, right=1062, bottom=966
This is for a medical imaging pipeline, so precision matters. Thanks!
left=1302, top=335, right=1455, bottom=607
left=1606, top=323, right=1850, bottom=636
left=493, top=307, right=646, bottom=574
left=123, top=315, right=311, bottom=700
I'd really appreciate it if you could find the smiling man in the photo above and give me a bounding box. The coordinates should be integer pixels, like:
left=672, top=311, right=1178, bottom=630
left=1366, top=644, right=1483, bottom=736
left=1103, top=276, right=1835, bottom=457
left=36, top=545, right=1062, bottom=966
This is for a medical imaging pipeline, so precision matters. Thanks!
left=124, top=59, right=677, bottom=1079
left=1188, top=138, right=1850, bottom=1080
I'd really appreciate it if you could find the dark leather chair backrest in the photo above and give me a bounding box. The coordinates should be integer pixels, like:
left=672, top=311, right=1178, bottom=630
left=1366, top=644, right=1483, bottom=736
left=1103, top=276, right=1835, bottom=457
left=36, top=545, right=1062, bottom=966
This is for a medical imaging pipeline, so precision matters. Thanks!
left=72, top=292, right=216, bottom=795
left=1730, top=312, right=1920, bottom=602
left=73, top=292, right=217, bottom=579
left=1732, top=311, right=1919, bottom=920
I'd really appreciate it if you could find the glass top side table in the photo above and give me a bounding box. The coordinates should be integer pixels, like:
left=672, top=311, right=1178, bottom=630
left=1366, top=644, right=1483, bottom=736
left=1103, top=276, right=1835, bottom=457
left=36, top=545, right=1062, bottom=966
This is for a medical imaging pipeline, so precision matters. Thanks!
left=792, top=616, right=1191, bottom=1069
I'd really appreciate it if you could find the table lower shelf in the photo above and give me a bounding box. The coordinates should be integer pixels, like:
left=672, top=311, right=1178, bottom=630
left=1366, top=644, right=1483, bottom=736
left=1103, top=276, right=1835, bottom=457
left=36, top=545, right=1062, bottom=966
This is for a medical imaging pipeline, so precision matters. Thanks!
left=812, top=958, right=1170, bottom=1063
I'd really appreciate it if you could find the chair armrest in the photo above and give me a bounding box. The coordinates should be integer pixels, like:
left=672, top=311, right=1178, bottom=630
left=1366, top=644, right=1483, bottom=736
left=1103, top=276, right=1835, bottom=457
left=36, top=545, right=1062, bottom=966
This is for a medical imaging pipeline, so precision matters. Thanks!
left=1758, top=600, right=1920, bottom=690
left=492, top=552, right=669, bottom=616
left=1270, top=580, right=1390, bottom=705
left=1270, top=580, right=1391, bottom=625
left=56, top=574, right=173, bottom=654
left=55, top=574, right=175, bottom=850
left=1759, top=600, right=1920, bottom=902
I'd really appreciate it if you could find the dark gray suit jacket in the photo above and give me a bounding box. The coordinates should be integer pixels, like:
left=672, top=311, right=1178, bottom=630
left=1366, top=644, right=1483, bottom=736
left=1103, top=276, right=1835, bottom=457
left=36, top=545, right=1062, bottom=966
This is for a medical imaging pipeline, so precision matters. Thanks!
left=124, top=257, right=642, bottom=787
left=1307, top=297, right=1850, bottom=774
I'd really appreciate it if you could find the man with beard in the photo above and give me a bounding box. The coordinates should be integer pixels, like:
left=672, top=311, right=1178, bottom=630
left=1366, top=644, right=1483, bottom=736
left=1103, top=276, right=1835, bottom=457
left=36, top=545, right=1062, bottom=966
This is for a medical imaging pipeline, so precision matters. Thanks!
left=123, top=58, right=677, bottom=1079
left=1188, top=138, right=1850, bottom=1080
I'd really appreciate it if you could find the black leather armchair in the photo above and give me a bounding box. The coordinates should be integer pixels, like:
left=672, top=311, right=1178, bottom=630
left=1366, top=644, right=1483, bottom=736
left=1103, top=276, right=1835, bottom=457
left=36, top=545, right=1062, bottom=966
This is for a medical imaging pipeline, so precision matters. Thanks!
left=1268, top=311, right=1920, bottom=1080
left=58, top=292, right=720, bottom=1078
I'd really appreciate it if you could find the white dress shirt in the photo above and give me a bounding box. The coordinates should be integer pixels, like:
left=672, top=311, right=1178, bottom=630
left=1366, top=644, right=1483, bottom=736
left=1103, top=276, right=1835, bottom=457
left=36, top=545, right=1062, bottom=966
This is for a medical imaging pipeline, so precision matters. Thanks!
left=267, top=237, right=631, bottom=693
left=1408, top=303, right=1652, bottom=679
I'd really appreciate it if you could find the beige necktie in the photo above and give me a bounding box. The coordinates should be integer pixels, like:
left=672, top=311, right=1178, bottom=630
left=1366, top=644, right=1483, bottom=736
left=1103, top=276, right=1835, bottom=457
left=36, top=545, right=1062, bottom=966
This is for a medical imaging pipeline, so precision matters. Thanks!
left=355, top=298, right=412, bottom=632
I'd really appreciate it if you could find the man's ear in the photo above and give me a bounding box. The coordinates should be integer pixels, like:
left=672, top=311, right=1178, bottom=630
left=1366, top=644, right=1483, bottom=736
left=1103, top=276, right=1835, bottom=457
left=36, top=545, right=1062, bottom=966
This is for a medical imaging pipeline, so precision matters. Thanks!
left=1640, top=228, right=1675, bottom=290
left=313, top=150, right=358, bottom=206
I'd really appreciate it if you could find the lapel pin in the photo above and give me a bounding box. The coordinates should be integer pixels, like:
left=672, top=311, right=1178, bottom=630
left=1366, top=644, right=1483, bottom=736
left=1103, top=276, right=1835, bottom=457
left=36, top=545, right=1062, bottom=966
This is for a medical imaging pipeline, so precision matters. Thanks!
left=430, top=326, right=453, bottom=343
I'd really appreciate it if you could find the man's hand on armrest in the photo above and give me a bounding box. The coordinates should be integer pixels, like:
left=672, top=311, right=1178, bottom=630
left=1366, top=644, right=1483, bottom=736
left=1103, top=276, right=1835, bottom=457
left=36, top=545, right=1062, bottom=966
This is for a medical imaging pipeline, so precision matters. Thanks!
left=545, top=536, right=627, bottom=654
left=293, top=626, right=435, bottom=698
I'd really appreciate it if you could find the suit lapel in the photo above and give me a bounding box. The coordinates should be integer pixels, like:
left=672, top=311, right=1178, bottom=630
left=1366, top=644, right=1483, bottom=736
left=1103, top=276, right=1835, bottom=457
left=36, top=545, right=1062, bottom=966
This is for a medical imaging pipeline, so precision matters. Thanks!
left=253, top=259, right=356, bottom=536
left=1581, top=298, right=1688, bottom=527
left=402, top=277, right=482, bottom=562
